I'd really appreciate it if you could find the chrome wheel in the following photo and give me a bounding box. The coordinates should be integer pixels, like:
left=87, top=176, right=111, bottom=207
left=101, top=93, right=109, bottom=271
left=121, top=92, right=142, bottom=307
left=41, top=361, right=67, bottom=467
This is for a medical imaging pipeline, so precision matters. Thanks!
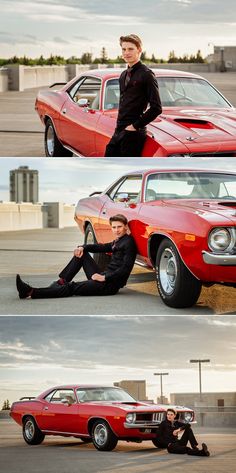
left=94, top=423, right=108, bottom=447
left=24, top=419, right=35, bottom=441
left=159, top=247, right=177, bottom=295
left=46, top=125, right=55, bottom=156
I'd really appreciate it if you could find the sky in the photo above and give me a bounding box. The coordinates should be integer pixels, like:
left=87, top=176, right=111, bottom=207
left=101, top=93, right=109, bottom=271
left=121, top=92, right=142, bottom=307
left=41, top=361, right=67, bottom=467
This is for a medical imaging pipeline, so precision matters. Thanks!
left=1, top=0, right=236, bottom=59
left=0, top=315, right=236, bottom=407
left=1, top=156, right=236, bottom=205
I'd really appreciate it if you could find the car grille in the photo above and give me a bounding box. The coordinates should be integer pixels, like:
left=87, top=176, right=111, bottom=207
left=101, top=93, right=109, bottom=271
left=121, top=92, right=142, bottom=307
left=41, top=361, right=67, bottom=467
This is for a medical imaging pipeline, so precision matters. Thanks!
left=134, top=412, right=165, bottom=424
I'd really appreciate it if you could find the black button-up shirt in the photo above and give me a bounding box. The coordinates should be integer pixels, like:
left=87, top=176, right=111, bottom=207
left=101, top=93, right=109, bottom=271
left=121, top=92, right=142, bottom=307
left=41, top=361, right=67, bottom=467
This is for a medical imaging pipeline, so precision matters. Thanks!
left=84, top=234, right=137, bottom=287
left=117, top=61, right=162, bottom=131
left=157, top=419, right=188, bottom=446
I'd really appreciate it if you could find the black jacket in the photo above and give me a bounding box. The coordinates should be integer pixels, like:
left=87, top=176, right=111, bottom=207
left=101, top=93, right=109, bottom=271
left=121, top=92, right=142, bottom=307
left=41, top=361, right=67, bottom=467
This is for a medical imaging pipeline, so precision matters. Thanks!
left=84, top=234, right=137, bottom=287
left=117, top=61, right=162, bottom=131
left=157, top=420, right=189, bottom=446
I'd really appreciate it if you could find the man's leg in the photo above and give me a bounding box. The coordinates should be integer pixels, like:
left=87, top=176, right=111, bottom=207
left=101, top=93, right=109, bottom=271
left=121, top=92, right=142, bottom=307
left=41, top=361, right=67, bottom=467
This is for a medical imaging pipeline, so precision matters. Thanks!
left=30, top=280, right=119, bottom=299
left=178, top=424, right=198, bottom=448
left=120, top=130, right=146, bottom=157
left=105, top=133, right=121, bottom=157
left=59, top=252, right=101, bottom=282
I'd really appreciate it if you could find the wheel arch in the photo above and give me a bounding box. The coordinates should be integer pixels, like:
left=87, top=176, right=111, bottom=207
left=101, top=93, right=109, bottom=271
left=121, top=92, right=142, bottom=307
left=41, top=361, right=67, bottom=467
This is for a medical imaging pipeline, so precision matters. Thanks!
left=148, top=232, right=200, bottom=280
left=22, top=413, right=40, bottom=429
left=87, top=416, right=117, bottom=437
left=84, top=220, right=98, bottom=241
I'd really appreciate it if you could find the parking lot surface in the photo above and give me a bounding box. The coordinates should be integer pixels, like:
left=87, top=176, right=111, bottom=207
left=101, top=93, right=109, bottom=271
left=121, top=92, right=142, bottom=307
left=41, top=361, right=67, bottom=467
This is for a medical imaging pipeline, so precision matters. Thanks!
left=0, top=227, right=236, bottom=315
left=0, top=416, right=235, bottom=473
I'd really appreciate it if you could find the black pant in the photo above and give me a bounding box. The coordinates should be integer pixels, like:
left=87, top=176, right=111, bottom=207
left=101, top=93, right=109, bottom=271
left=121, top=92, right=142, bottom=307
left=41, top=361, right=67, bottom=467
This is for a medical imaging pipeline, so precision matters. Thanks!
left=167, top=425, right=203, bottom=455
left=31, top=253, right=119, bottom=299
left=105, top=129, right=146, bottom=157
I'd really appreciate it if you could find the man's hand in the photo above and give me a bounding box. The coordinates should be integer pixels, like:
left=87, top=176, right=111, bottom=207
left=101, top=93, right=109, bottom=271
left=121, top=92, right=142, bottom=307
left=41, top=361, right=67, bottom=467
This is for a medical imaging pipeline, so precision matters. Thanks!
left=91, top=273, right=105, bottom=282
left=173, top=429, right=180, bottom=437
left=74, top=247, right=84, bottom=258
left=125, top=124, right=136, bottom=131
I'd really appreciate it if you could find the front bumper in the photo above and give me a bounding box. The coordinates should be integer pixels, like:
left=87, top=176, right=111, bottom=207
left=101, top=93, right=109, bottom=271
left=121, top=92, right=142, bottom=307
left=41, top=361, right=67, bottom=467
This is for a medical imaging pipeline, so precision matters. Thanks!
left=124, top=422, right=161, bottom=429
left=202, top=251, right=236, bottom=265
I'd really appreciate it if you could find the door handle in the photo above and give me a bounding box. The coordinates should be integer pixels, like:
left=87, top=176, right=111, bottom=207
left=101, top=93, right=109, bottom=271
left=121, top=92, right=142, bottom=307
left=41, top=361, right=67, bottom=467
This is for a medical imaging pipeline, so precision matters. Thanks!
left=102, top=209, right=107, bottom=214
left=62, top=108, right=67, bottom=114
left=43, top=407, right=49, bottom=410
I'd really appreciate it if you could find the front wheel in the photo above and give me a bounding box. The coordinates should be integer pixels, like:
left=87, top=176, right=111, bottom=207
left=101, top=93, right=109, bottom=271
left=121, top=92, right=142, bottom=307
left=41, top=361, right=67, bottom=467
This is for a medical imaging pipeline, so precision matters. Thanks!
left=23, top=416, right=45, bottom=445
left=91, top=420, right=118, bottom=451
left=155, top=238, right=202, bottom=308
left=84, top=224, right=110, bottom=271
left=44, top=118, right=73, bottom=157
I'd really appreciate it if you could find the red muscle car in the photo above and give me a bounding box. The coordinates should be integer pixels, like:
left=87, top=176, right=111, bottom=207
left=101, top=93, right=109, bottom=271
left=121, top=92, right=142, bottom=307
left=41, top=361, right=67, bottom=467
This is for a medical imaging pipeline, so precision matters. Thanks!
left=10, top=385, right=194, bottom=451
left=75, top=168, right=236, bottom=308
left=35, top=68, right=236, bottom=157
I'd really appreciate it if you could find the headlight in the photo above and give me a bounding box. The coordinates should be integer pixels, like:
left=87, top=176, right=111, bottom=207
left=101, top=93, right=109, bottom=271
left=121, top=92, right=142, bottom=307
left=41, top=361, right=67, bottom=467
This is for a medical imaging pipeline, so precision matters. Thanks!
left=126, top=413, right=136, bottom=424
left=208, top=228, right=232, bottom=252
left=184, top=412, right=193, bottom=423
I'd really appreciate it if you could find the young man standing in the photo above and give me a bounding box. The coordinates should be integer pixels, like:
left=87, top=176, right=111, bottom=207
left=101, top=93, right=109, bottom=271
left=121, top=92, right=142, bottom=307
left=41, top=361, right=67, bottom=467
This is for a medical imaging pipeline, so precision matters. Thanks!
left=16, top=214, right=137, bottom=299
left=156, top=408, right=210, bottom=457
left=105, top=34, right=162, bottom=157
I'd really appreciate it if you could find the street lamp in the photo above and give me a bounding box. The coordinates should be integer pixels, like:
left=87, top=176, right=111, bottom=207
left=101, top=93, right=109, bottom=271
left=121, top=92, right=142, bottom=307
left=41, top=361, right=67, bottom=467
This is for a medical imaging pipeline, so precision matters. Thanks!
left=189, top=359, right=210, bottom=401
left=154, top=372, right=169, bottom=403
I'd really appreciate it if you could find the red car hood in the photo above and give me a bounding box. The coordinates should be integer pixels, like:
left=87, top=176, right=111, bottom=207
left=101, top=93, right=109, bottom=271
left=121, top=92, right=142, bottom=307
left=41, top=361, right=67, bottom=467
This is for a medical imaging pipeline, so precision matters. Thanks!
left=162, top=199, right=236, bottom=224
left=84, top=401, right=166, bottom=412
left=150, top=107, right=236, bottom=149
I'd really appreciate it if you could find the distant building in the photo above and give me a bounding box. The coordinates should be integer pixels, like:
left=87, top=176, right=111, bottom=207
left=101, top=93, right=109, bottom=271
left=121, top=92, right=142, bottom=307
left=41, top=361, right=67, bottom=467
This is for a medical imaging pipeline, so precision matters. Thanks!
left=114, top=380, right=147, bottom=401
left=157, top=396, right=169, bottom=405
left=10, top=166, right=38, bottom=203
left=206, top=46, right=236, bottom=71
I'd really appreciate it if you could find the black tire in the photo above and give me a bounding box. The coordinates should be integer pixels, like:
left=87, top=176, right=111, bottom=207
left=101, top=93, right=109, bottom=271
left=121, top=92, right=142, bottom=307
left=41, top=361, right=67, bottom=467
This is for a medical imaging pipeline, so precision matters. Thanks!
left=155, top=238, right=202, bottom=308
left=79, top=437, right=92, bottom=443
left=44, top=118, right=73, bottom=157
left=84, top=223, right=110, bottom=271
left=23, top=416, right=45, bottom=445
left=91, top=420, right=118, bottom=451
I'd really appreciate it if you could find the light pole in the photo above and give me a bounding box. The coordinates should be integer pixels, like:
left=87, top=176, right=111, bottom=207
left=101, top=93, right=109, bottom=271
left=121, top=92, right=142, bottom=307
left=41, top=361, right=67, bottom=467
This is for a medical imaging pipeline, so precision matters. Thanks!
left=189, top=359, right=210, bottom=401
left=154, top=372, right=169, bottom=403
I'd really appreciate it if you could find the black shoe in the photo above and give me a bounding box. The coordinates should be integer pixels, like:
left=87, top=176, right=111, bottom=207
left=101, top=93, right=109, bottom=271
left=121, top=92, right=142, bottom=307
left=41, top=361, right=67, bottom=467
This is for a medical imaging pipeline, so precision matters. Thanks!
left=16, top=274, right=32, bottom=299
left=202, top=443, right=210, bottom=456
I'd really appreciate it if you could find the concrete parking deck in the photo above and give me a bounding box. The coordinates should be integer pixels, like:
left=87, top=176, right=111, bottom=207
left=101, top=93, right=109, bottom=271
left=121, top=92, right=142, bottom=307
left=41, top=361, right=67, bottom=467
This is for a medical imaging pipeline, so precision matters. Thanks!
left=0, top=73, right=236, bottom=157
left=0, top=227, right=236, bottom=315
left=0, top=416, right=235, bottom=473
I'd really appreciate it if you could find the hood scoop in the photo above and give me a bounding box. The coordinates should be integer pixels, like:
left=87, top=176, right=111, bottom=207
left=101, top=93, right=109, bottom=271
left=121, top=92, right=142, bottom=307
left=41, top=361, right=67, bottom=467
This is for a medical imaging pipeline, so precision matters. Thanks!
left=174, top=118, right=214, bottom=130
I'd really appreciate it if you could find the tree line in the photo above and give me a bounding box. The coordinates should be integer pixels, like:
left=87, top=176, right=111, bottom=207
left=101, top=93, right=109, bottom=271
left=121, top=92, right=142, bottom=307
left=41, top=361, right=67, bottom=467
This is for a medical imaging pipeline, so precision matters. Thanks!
left=0, top=48, right=205, bottom=67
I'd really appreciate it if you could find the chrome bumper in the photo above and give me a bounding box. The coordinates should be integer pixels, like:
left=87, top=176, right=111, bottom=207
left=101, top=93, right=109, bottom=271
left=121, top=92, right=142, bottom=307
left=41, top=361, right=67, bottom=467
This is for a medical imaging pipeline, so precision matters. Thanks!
left=124, top=422, right=161, bottom=429
left=202, top=251, right=236, bottom=265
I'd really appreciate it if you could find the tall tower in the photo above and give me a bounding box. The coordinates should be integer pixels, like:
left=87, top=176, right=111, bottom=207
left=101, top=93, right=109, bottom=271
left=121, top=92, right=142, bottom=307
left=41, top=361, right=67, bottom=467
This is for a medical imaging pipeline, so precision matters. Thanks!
left=10, top=166, right=39, bottom=203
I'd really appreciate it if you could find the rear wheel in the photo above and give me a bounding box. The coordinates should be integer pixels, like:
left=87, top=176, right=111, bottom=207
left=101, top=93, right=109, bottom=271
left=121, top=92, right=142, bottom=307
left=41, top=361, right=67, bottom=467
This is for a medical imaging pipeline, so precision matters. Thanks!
left=23, top=416, right=45, bottom=445
left=44, top=118, right=73, bottom=157
left=84, top=223, right=110, bottom=271
left=91, top=420, right=118, bottom=451
left=155, top=238, right=202, bottom=308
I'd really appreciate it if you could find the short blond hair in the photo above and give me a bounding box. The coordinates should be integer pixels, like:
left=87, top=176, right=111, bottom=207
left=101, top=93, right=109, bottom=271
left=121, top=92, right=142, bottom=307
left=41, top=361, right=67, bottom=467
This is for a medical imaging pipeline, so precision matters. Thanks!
left=119, top=34, right=142, bottom=49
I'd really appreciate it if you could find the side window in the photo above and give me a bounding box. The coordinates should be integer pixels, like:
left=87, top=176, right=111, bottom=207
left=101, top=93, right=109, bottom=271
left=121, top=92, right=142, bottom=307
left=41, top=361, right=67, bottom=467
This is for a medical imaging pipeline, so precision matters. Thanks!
left=104, top=79, right=120, bottom=110
left=68, top=77, right=102, bottom=109
left=112, top=176, right=142, bottom=203
left=47, top=389, right=76, bottom=404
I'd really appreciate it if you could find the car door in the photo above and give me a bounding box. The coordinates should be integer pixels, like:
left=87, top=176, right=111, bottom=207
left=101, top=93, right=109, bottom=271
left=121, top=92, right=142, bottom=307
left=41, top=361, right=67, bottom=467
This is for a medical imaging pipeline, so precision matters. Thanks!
left=97, top=175, right=143, bottom=246
left=39, top=389, right=81, bottom=434
left=59, top=76, right=102, bottom=156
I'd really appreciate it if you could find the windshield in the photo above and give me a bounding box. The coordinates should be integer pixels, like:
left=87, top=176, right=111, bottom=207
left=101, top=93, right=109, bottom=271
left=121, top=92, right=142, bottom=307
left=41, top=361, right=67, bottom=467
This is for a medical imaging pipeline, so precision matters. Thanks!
left=76, top=387, right=137, bottom=403
left=104, top=77, right=231, bottom=109
left=145, top=172, right=236, bottom=201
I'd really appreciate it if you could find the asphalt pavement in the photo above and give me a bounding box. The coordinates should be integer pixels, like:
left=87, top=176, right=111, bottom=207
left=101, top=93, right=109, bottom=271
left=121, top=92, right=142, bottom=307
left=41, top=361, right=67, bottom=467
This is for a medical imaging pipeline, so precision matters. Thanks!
left=0, top=72, right=236, bottom=157
left=0, top=416, right=235, bottom=473
left=1, top=227, right=236, bottom=315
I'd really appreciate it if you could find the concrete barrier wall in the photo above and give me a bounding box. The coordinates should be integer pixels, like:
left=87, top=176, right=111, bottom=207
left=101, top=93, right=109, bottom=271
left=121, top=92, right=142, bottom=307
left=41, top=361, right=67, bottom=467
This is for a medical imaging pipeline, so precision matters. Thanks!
left=0, top=68, right=8, bottom=92
left=0, top=202, right=43, bottom=231
left=0, top=202, right=76, bottom=231
left=1, top=62, right=218, bottom=92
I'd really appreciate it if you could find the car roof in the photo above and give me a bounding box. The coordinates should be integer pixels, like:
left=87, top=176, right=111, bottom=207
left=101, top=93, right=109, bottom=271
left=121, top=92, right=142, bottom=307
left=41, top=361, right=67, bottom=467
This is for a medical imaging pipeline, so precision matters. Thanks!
left=116, top=168, right=236, bottom=176
left=80, top=67, right=204, bottom=80
left=39, top=385, right=123, bottom=397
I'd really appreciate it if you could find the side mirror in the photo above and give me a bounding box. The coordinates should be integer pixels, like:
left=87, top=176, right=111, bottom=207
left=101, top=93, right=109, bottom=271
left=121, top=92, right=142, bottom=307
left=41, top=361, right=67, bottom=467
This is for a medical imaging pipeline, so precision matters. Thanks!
left=115, top=192, right=129, bottom=203
left=78, top=98, right=89, bottom=108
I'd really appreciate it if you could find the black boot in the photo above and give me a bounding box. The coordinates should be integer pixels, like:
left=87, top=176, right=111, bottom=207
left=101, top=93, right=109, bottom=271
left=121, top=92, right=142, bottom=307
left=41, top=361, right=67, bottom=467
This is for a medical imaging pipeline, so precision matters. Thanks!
left=16, top=274, right=32, bottom=299
left=201, top=443, right=210, bottom=456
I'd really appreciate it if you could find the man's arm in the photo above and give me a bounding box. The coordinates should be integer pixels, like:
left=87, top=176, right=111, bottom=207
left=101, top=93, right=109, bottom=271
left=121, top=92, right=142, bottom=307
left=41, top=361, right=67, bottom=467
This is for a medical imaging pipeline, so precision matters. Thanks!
left=83, top=242, right=113, bottom=253
left=133, top=71, right=162, bottom=130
